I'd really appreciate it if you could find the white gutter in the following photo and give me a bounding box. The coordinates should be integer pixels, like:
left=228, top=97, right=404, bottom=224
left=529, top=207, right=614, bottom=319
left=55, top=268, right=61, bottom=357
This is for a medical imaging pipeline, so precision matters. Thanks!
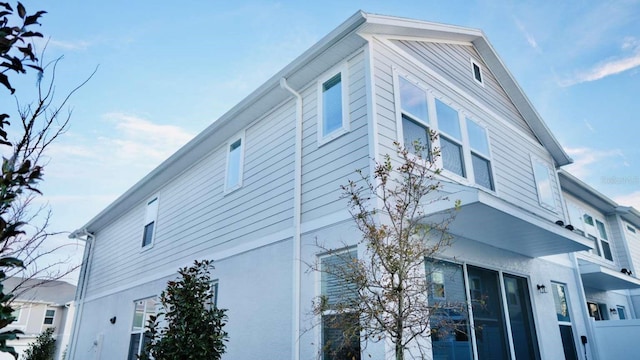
left=67, top=229, right=95, bottom=360
left=279, top=77, right=303, bottom=360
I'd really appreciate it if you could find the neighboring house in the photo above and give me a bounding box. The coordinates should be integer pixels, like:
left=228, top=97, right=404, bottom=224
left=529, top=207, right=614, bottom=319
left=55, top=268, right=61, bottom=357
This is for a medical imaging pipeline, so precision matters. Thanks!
left=66, top=11, right=640, bottom=360
left=1, top=277, right=76, bottom=360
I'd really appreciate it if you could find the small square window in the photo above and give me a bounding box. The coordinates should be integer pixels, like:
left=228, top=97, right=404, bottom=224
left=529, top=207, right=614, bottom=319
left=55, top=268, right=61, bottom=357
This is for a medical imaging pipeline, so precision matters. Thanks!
left=43, top=309, right=55, bottom=325
left=472, top=61, right=483, bottom=84
left=627, top=225, right=636, bottom=234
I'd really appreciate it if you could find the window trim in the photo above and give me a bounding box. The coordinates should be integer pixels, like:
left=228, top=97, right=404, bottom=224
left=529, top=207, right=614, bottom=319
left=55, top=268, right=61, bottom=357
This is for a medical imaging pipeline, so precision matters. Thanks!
left=393, top=69, right=497, bottom=192
left=530, top=155, right=557, bottom=212
left=316, top=247, right=360, bottom=360
left=224, top=132, right=245, bottom=193
left=43, top=308, right=55, bottom=325
left=470, top=59, right=485, bottom=86
left=128, top=297, right=158, bottom=360
left=141, top=196, right=159, bottom=250
left=317, top=64, right=350, bottom=146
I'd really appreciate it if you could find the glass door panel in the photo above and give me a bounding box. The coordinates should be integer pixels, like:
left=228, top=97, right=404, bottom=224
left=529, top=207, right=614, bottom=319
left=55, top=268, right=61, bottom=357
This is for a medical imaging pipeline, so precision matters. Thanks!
left=467, top=266, right=509, bottom=360
left=504, top=275, right=540, bottom=360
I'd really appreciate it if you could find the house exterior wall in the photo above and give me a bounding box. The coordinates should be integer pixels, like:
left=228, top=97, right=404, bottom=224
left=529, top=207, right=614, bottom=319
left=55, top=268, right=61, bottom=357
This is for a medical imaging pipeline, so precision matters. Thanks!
left=69, top=15, right=637, bottom=360
left=371, top=37, right=563, bottom=224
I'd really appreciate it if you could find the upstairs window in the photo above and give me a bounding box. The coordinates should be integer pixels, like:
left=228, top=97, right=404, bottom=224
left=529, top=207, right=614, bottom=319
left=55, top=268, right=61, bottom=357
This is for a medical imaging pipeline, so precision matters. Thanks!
left=595, top=220, right=613, bottom=261
left=225, top=136, right=244, bottom=192
left=471, top=60, right=484, bottom=85
left=568, top=202, right=614, bottom=262
left=142, top=197, right=159, bottom=248
left=318, top=66, right=349, bottom=144
left=396, top=73, right=494, bottom=190
left=531, top=157, right=556, bottom=210
left=399, top=77, right=430, bottom=158
left=43, top=309, right=55, bottom=325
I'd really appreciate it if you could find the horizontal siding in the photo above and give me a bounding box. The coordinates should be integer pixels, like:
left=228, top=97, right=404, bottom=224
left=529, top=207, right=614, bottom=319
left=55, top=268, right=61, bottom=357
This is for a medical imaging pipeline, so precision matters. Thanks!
left=392, top=40, right=536, bottom=139
left=300, top=52, right=370, bottom=222
left=372, top=38, right=562, bottom=222
left=86, top=96, right=297, bottom=295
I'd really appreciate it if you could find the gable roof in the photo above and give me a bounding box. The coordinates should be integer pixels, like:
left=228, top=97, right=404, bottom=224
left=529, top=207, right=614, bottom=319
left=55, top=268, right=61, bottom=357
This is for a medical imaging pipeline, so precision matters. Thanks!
left=4, top=277, right=77, bottom=306
left=74, top=11, right=572, bottom=234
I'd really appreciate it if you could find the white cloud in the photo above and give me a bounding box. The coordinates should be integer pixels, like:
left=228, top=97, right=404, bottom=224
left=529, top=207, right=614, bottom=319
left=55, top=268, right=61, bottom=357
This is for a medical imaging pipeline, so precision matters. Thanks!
left=514, top=18, right=541, bottom=52
left=563, top=147, right=623, bottom=178
left=561, top=37, right=640, bottom=86
left=614, top=191, right=640, bottom=211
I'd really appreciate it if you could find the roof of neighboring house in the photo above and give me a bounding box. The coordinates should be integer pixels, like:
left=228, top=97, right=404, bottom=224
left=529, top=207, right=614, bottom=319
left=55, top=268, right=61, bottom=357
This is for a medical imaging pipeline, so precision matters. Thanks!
left=73, top=10, right=572, bottom=235
left=4, top=277, right=76, bottom=306
left=558, top=170, right=640, bottom=228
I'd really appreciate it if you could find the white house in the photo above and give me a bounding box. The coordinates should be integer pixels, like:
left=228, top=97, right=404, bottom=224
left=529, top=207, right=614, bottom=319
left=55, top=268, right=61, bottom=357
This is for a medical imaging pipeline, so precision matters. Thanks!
left=1, top=277, right=76, bottom=360
left=67, top=11, right=640, bottom=360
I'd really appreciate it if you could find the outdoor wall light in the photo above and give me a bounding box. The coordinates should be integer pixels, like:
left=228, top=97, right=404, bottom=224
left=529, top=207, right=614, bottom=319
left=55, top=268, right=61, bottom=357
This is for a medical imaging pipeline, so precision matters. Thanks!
left=621, top=268, right=632, bottom=276
left=110, top=316, right=117, bottom=324
left=610, top=308, right=617, bottom=315
left=555, top=220, right=565, bottom=226
left=536, top=284, right=547, bottom=294
left=565, top=224, right=575, bottom=231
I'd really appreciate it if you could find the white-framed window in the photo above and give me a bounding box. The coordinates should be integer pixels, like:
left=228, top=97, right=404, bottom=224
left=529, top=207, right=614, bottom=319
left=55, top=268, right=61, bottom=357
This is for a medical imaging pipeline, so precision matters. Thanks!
left=595, top=220, right=613, bottom=261
left=552, top=282, right=579, bottom=359
left=128, top=297, right=158, bottom=360
left=395, top=71, right=495, bottom=190
left=531, top=156, right=556, bottom=211
left=571, top=206, right=614, bottom=262
left=470, top=59, right=484, bottom=86
left=209, top=280, right=219, bottom=309
left=319, top=248, right=360, bottom=360
left=317, top=65, right=349, bottom=145
left=617, top=305, right=627, bottom=319
left=142, top=196, right=159, bottom=248
left=224, top=133, right=245, bottom=192
left=43, top=309, right=55, bottom=325
left=11, top=306, right=21, bottom=323
left=626, top=224, right=636, bottom=234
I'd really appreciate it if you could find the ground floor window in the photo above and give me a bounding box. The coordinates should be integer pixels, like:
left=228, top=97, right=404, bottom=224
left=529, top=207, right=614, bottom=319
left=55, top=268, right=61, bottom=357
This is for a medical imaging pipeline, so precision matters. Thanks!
left=427, top=261, right=540, bottom=360
left=128, top=297, right=158, bottom=360
left=587, top=301, right=608, bottom=321
left=320, top=249, right=360, bottom=360
left=617, top=305, right=627, bottom=319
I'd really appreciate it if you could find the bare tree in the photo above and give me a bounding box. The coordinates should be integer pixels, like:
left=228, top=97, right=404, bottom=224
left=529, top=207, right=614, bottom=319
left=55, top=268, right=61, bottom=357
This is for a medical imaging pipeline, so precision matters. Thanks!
left=311, top=140, right=461, bottom=360
left=0, top=3, right=93, bottom=358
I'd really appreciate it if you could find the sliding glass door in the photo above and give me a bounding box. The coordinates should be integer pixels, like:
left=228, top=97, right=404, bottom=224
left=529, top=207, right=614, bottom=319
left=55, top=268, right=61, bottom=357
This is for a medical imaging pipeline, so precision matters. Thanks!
left=427, top=261, right=541, bottom=360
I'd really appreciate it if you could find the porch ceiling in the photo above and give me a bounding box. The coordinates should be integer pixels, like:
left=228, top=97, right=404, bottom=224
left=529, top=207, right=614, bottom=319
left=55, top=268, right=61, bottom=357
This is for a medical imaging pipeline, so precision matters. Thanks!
left=424, top=186, right=593, bottom=258
left=580, top=262, right=640, bottom=291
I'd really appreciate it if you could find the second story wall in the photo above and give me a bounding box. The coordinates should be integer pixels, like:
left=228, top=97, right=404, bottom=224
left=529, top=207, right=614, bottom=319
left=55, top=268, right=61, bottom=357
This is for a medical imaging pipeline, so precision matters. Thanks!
left=86, top=94, right=298, bottom=297
left=370, top=36, right=563, bottom=222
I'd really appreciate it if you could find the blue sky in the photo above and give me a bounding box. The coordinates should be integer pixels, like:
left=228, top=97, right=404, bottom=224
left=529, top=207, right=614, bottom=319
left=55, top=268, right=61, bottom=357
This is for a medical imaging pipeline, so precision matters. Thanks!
left=7, top=1, right=640, bottom=282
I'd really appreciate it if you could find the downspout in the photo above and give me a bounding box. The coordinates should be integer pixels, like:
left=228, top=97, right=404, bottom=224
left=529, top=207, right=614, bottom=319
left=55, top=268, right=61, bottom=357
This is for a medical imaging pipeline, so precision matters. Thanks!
left=67, top=229, right=95, bottom=360
left=280, top=77, right=303, bottom=360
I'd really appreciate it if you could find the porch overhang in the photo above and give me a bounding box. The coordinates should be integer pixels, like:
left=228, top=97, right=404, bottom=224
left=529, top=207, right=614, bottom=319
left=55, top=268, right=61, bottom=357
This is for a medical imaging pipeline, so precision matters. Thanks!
left=579, top=261, right=640, bottom=291
left=424, top=186, right=593, bottom=258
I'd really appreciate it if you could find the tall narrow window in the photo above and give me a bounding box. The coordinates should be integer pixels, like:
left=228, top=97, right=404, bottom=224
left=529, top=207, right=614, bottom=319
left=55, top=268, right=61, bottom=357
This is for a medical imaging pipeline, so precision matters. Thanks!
left=318, top=67, right=349, bottom=143
left=531, top=158, right=556, bottom=210
left=552, top=283, right=578, bottom=360
left=436, top=99, right=465, bottom=177
left=466, top=118, right=494, bottom=190
left=142, top=197, right=158, bottom=248
left=43, top=309, right=55, bottom=325
left=617, top=306, right=627, bottom=319
left=504, top=275, right=540, bottom=360
left=225, top=137, right=243, bottom=191
left=399, top=77, right=430, bottom=157
left=596, top=220, right=613, bottom=261
left=320, top=249, right=360, bottom=360
left=128, top=297, right=157, bottom=360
